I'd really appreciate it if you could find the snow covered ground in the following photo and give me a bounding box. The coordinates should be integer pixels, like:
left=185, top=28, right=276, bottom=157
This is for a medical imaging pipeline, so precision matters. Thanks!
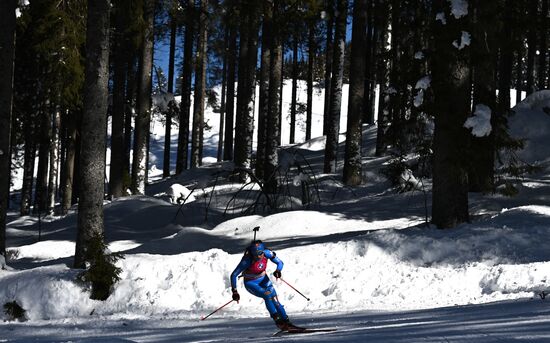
left=2, top=88, right=550, bottom=342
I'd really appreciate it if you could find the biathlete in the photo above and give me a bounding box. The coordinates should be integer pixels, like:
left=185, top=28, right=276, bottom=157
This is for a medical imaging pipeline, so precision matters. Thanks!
left=230, top=240, right=295, bottom=330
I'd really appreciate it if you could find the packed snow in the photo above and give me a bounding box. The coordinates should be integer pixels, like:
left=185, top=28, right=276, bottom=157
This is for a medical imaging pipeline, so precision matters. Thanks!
left=2, top=89, right=550, bottom=342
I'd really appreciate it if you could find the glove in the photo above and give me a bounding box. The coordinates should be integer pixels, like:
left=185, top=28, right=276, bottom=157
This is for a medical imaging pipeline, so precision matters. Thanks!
left=232, top=288, right=240, bottom=302
left=273, top=270, right=282, bottom=279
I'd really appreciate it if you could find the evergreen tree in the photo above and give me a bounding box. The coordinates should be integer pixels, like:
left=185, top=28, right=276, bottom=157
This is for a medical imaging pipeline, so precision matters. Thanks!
left=75, top=0, right=111, bottom=268
left=431, top=0, right=471, bottom=229
left=0, top=0, right=17, bottom=257
left=176, top=0, right=195, bottom=173
left=131, top=0, right=155, bottom=194
left=191, top=0, right=208, bottom=168
left=343, top=0, right=367, bottom=186
left=234, top=0, right=260, bottom=182
left=323, top=0, right=347, bottom=173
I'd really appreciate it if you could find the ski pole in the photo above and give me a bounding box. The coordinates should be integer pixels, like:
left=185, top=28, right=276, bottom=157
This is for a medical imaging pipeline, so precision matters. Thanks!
left=200, top=299, right=234, bottom=321
left=279, top=277, right=310, bottom=301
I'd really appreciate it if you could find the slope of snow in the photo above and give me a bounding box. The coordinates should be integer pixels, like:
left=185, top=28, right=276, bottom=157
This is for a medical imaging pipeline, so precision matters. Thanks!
left=2, top=88, right=550, bottom=342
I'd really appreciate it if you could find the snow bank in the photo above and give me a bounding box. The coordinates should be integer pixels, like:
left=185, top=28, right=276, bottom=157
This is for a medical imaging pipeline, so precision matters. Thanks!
left=2, top=204, right=549, bottom=321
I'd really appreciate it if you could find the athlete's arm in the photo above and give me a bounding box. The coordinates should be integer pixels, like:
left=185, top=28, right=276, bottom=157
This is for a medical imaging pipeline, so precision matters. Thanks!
left=230, top=257, right=251, bottom=289
left=264, top=249, right=284, bottom=271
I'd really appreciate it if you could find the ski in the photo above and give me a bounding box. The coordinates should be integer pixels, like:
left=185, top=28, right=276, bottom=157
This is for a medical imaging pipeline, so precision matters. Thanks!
left=273, top=328, right=337, bottom=336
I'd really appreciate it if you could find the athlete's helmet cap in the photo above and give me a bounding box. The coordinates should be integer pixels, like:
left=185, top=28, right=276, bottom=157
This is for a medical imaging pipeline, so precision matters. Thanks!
left=249, top=240, right=265, bottom=256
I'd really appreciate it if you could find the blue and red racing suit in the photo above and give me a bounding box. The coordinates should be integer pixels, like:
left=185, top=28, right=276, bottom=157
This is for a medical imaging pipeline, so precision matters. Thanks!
left=230, top=248, right=288, bottom=320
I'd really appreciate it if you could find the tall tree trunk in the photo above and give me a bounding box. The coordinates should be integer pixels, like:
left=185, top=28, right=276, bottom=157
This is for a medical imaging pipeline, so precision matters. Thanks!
left=131, top=0, right=155, bottom=194
left=264, top=0, right=283, bottom=193
left=539, top=0, right=548, bottom=89
left=34, top=108, right=51, bottom=215
left=223, top=18, right=237, bottom=161
left=323, top=0, right=347, bottom=173
left=375, top=0, right=391, bottom=157
left=163, top=9, right=178, bottom=177
left=323, top=0, right=334, bottom=136
left=525, top=0, right=538, bottom=95
left=234, top=0, right=260, bottom=181
left=343, top=0, right=367, bottom=186
left=0, top=0, right=16, bottom=256
left=306, top=18, right=315, bottom=141
left=289, top=34, right=299, bottom=144
left=20, top=120, right=37, bottom=216
left=217, top=26, right=228, bottom=162
left=123, top=56, right=137, bottom=177
left=515, top=41, right=523, bottom=104
left=497, top=3, right=513, bottom=112
left=256, top=4, right=272, bottom=179
left=62, top=110, right=78, bottom=214
left=109, top=1, right=128, bottom=198
left=176, top=0, right=195, bottom=173
left=191, top=0, right=208, bottom=168
left=431, top=0, right=471, bottom=229
left=363, top=0, right=375, bottom=125
left=468, top=0, right=497, bottom=193
left=47, top=108, right=61, bottom=214
left=74, top=0, right=111, bottom=268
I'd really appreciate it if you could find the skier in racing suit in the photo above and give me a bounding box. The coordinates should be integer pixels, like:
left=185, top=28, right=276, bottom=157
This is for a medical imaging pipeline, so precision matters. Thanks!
left=230, top=240, right=294, bottom=330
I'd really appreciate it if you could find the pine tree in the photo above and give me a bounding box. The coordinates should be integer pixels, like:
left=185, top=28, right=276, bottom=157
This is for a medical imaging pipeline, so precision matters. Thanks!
left=176, top=0, right=195, bottom=173
left=110, top=0, right=131, bottom=198
left=323, top=0, right=347, bottom=173
left=131, top=0, right=155, bottom=194
left=256, top=1, right=273, bottom=179
left=431, top=0, right=471, bottom=229
left=0, top=0, right=16, bottom=257
left=467, top=0, right=498, bottom=192
left=234, top=0, right=260, bottom=181
left=223, top=2, right=238, bottom=161
left=191, top=0, right=208, bottom=168
left=264, top=0, right=283, bottom=193
left=75, top=0, right=111, bottom=268
left=343, top=0, right=367, bottom=186
left=164, top=1, right=179, bottom=177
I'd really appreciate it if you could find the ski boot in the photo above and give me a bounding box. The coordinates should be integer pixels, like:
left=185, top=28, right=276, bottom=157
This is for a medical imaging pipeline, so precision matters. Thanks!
left=272, top=314, right=293, bottom=331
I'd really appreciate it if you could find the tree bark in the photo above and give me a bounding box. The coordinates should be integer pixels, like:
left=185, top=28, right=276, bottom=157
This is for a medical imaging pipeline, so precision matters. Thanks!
left=431, top=0, right=471, bottom=229
left=61, top=110, right=78, bottom=214
left=525, top=0, right=538, bottom=95
left=234, top=0, right=260, bottom=181
left=343, top=0, right=367, bottom=186
left=164, top=8, right=178, bottom=177
left=264, top=0, right=283, bottom=193
left=74, top=0, right=111, bottom=268
left=539, top=0, right=548, bottom=89
left=47, top=108, right=61, bottom=214
left=289, top=33, right=299, bottom=144
left=363, top=0, right=375, bottom=125
left=217, top=26, right=229, bottom=162
left=176, top=0, right=195, bottom=173
left=20, top=120, right=37, bottom=216
left=323, top=0, right=334, bottom=136
left=374, top=0, right=391, bottom=157
left=468, top=0, right=497, bottom=193
left=223, top=16, right=237, bottom=161
left=306, top=18, right=315, bottom=141
left=110, top=0, right=128, bottom=198
left=256, top=4, right=272, bottom=179
left=34, top=107, right=51, bottom=215
left=131, top=0, right=155, bottom=194
left=191, top=0, right=208, bottom=168
left=323, top=0, right=347, bottom=173
left=0, top=0, right=16, bottom=256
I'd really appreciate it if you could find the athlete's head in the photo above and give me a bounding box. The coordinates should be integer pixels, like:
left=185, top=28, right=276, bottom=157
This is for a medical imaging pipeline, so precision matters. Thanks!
left=249, top=240, right=265, bottom=259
